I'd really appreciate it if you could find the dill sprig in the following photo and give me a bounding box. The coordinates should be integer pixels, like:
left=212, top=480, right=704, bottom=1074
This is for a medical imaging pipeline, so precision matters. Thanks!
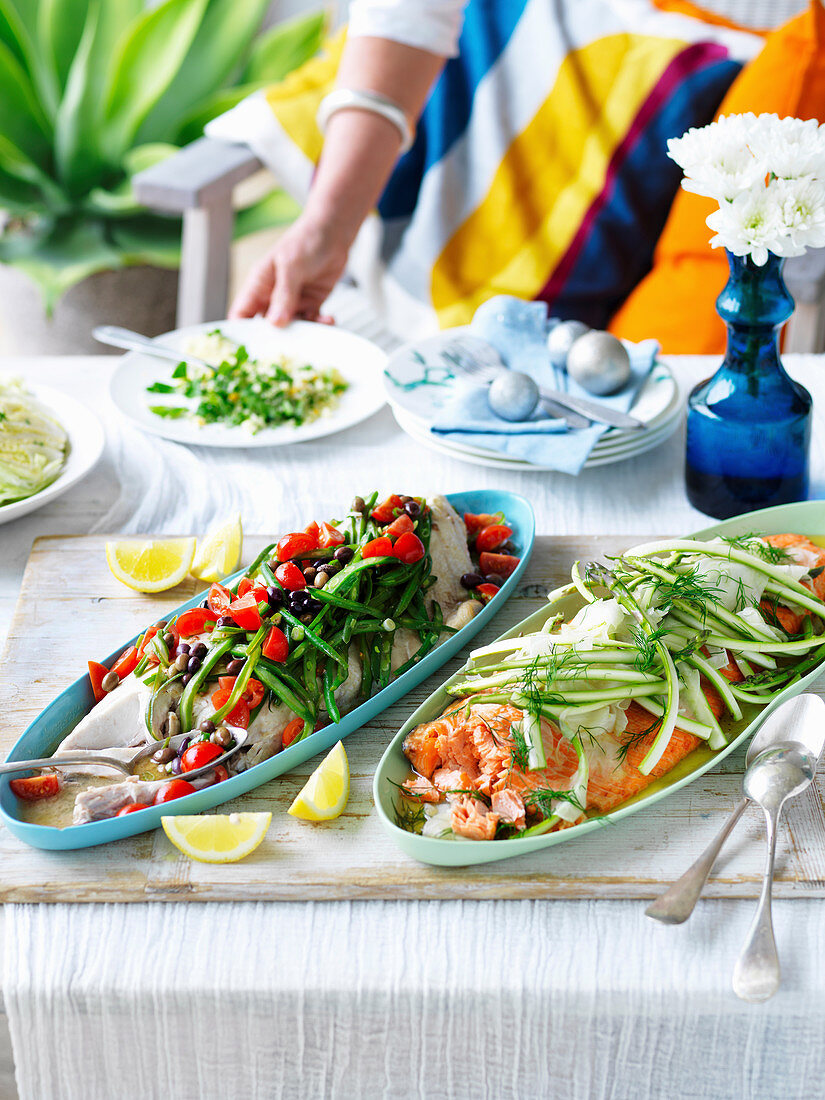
left=630, top=624, right=670, bottom=671
left=393, top=797, right=426, bottom=834
left=523, top=786, right=585, bottom=819
left=509, top=723, right=530, bottom=771
left=615, top=715, right=660, bottom=766
left=722, top=533, right=792, bottom=564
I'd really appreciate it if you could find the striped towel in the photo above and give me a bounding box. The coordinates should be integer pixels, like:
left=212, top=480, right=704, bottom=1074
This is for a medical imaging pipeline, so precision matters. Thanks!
left=207, top=0, right=762, bottom=340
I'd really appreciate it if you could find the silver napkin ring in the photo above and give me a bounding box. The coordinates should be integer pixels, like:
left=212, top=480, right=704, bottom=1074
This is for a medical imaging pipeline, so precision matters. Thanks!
left=317, top=88, right=413, bottom=153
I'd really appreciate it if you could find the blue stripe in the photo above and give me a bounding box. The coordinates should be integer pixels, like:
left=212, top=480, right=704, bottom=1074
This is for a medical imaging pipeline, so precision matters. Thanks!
left=545, top=58, right=741, bottom=329
left=377, top=0, right=530, bottom=221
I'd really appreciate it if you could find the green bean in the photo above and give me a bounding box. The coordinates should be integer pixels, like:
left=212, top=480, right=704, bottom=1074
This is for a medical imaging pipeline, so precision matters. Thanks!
left=178, top=639, right=234, bottom=732
left=279, top=606, right=345, bottom=665
left=255, top=665, right=311, bottom=720
left=378, top=632, right=394, bottom=689
left=210, top=639, right=262, bottom=724
left=302, top=644, right=317, bottom=695
left=322, top=664, right=341, bottom=723
left=310, top=587, right=373, bottom=614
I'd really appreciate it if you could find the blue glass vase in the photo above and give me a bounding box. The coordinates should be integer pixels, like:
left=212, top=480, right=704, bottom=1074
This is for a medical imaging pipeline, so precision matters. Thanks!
left=685, top=250, right=812, bottom=519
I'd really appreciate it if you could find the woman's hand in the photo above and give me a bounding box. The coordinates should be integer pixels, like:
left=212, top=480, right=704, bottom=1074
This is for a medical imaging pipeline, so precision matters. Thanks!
left=229, top=213, right=350, bottom=325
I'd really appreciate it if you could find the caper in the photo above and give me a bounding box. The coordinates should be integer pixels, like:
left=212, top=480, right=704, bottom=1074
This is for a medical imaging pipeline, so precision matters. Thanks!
left=101, top=671, right=119, bottom=693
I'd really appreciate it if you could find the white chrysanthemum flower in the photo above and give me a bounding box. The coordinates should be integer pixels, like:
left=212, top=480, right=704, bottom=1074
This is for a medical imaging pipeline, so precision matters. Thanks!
left=748, top=114, right=825, bottom=180
left=771, top=176, right=825, bottom=252
left=705, top=184, right=787, bottom=266
left=667, top=115, right=766, bottom=201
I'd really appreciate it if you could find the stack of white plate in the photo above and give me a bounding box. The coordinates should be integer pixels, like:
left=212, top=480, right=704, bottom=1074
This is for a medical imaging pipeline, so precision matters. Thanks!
left=382, top=329, right=682, bottom=472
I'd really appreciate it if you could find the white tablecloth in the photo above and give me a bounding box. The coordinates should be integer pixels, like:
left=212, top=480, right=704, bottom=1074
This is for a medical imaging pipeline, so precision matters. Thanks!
left=2, top=317, right=825, bottom=1100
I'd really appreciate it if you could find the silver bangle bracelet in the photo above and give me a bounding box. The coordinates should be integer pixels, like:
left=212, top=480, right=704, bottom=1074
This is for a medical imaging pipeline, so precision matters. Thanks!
left=317, top=88, right=414, bottom=154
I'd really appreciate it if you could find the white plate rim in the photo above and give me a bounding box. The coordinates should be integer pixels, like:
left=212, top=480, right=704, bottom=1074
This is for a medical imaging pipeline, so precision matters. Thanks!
left=393, top=407, right=681, bottom=473
left=109, top=318, right=388, bottom=450
left=0, top=383, right=105, bottom=526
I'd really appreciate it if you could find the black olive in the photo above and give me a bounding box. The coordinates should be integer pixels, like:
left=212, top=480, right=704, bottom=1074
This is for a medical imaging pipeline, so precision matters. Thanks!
left=312, top=559, right=331, bottom=571
left=201, top=599, right=210, bottom=609
left=216, top=615, right=233, bottom=628
left=404, top=500, right=421, bottom=519
left=199, top=719, right=216, bottom=734
left=181, top=672, right=192, bottom=686
left=187, top=656, right=202, bottom=673
left=305, top=597, right=322, bottom=616
left=162, top=631, right=176, bottom=649
left=177, top=642, right=190, bottom=655
left=303, top=566, right=316, bottom=583
left=226, top=658, right=244, bottom=676
left=324, top=559, right=340, bottom=576
left=334, top=546, right=354, bottom=564
left=266, top=586, right=284, bottom=609
left=191, top=642, right=207, bottom=659
left=461, top=572, right=484, bottom=589
left=351, top=496, right=365, bottom=513
left=484, top=574, right=504, bottom=588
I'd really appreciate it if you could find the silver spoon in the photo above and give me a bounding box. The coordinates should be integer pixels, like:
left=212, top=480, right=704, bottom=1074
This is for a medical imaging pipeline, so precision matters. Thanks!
left=732, top=740, right=818, bottom=1003
left=92, top=325, right=214, bottom=372
left=0, top=727, right=249, bottom=786
left=646, top=693, right=825, bottom=925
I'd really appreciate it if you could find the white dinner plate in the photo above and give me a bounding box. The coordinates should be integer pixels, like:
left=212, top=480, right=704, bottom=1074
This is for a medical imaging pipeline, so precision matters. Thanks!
left=382, top=326, right=677, bottom=432
left=393, top=406, right=681, bottom=473
left=0, top=385, right=105, bottom=527
left=110, top=318, right=388, bottom=449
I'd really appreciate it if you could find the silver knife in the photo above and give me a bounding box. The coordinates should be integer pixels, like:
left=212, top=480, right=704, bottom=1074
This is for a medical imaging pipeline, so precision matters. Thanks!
left=537, top=385, right=644, bottom=430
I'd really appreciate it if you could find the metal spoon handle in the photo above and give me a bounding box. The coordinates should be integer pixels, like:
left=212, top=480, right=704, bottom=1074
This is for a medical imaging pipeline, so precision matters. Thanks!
left=732, top=806, right=782, bottom=1003
left=646, top=797, right=748, bottom=924
left=92, top=326, right=212, bottom=371
left=0, top=754, right=130, bottom=775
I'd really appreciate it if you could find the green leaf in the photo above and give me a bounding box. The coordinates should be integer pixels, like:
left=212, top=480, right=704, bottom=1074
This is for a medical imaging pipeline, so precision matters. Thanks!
left=102, top=0, right=208, bottom=157
left=82, top=145, right=180, bottom=215
left=174, top=82, right=262, bottom=146
left=138, top=0, right=270, bottom=144
left=1, top=0, right=60, bottom=118
left=0, top=164, right=44, bottom=213
left=240, top=10, right=326, bottom=85
left=54, top=2, right=107, bottom=195
left=234, top=190, right=300, bottom=239
left=37, top=0, right=88, bottom=89
left=0, top=218, right=123, bottom=312
left=108, top=213, right=181, bottom=268
left=0, top=38, right=52, bottom=168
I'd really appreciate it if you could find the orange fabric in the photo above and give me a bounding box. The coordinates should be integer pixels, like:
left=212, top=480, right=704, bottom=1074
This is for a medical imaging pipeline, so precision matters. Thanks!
left=610, top=1, right=825, bottom=354
left=652, top=0, right=769, bottom=35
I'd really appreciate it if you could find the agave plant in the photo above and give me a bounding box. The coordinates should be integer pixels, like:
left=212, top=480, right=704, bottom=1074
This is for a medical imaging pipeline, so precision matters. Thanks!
left=0, top=0, right=324, bottom=308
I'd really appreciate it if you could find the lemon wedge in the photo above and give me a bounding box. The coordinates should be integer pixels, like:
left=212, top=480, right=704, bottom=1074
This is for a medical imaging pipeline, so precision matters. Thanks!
left=105, top=537, right=196, bottom=592
left=288, top=741, right=350, bottom=822
left=191, top=512, right=243, bottom=582
left=161, top=812, right=272, bottom=863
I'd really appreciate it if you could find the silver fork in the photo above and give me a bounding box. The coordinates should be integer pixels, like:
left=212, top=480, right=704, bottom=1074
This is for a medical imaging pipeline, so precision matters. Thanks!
left=441, top=333, right=644, bottom=431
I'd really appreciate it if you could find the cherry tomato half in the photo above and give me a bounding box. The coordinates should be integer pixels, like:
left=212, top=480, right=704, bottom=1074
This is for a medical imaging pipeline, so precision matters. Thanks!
left=180, top=742, right=225, bottom=773
left=177, top=608, right=219, bottom=638
left=218, top=675, right=265, bottom=709
left=262, top=625, right=289, bottom=663
left=228, top=592, right=261, bottom=631
left=475, top=524, right=513, bottom=553
left=153, top=779, right=196, bottom=804
left=117, top=803, right=150, bottom=816
left=276, top=531, right=318, bottom=562
left=10, top=775, right=61, bottom=801
left=392, top=531, right=425, bottom=564
left=209, top=688, right=251, bottom=729
left=275, top=561, right=306, bottom=591
left=385, top=514, right=414, bottom=539
left=208, top=582, right=233, bottom=615
left=475, top=582, right=500, bottom=603
left=463, top=511, right=504, bottom=536
left=318, top=522, right=345, bottom=548
left=478, top=551, right=520, bottom=579
left=88, top=661, right=109, bottom=703
left=111, top=644, right=139, bottom=680
left=282, top=717, right=304, bottom=748
left=362, top=536, right=393, bottom=559
left=210, top=764, right=229, bottom=785
left=371, top=494, right=404, bottom=524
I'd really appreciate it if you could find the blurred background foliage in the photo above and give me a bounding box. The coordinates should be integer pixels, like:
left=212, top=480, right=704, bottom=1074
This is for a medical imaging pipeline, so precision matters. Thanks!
left=0, top=0, right=326, bottom=309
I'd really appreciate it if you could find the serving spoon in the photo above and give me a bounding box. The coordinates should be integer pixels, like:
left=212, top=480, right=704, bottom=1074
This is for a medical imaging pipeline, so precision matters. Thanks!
left=0, top=727, right=249, bottom=786
left=92, top=325, right=215, bottom=372
left=646, top=693, right=825, bottom=925
left=732, top=740, right=819, bottom=1002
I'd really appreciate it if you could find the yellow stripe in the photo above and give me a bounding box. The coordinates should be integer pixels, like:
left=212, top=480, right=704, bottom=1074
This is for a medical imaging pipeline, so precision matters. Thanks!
left=431, top=33, right=686, bottom=328
left=264, top=29, right=347, bottom=165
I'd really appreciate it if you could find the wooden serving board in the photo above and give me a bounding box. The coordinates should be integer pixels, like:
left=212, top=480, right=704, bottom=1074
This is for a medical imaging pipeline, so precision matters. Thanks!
left=1, top=535, right=824, bottom=903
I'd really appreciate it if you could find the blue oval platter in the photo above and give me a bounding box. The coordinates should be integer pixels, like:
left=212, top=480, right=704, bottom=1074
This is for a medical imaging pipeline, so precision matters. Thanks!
left=0, top=489, right=535, bottom=850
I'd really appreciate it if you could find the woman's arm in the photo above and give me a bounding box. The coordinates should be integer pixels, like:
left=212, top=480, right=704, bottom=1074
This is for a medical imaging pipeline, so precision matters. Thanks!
left=229, top=34, right=449, bottom=324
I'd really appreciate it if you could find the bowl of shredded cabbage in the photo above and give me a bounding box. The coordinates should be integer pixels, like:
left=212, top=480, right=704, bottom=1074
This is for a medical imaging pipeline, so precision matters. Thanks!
left=0, top=376, right=104, bottom=526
